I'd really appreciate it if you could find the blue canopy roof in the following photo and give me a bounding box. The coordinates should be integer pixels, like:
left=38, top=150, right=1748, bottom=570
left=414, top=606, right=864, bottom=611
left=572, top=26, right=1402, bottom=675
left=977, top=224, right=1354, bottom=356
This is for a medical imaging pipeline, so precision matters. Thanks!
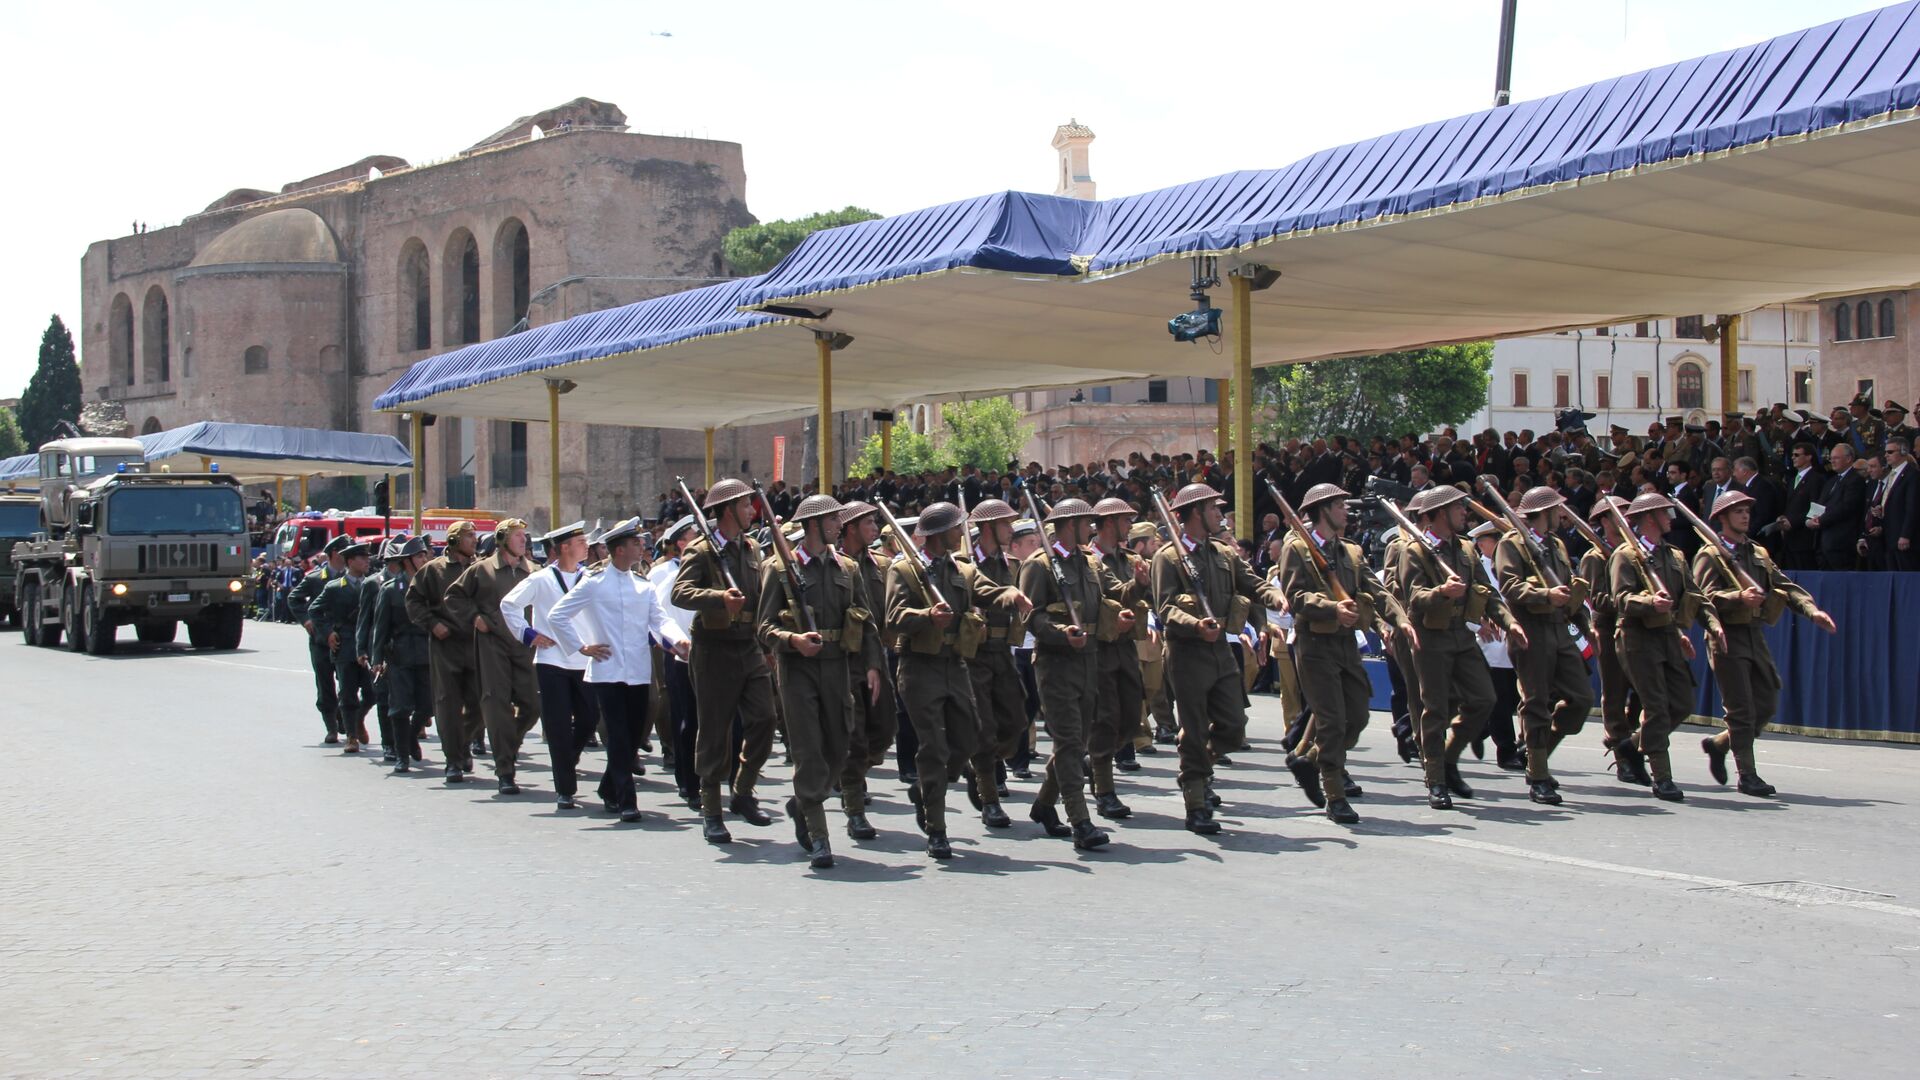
left=742, top=2, right=1920, bottom=306
left=137, top=421, right=411, bottom=479
left=0, top=453, right=34, bottom=486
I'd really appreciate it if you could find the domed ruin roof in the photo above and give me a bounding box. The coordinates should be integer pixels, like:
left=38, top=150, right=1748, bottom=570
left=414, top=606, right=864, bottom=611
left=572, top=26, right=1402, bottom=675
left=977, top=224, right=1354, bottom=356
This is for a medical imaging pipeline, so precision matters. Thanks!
left=190, top=208, right=340, bottom=267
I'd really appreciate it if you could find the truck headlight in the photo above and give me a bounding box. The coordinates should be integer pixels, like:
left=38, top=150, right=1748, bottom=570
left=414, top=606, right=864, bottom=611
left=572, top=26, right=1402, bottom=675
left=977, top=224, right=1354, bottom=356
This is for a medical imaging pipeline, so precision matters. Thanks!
left=110, top=582, right=129, bottom=597
left=228, top=579, right=244, bottom=593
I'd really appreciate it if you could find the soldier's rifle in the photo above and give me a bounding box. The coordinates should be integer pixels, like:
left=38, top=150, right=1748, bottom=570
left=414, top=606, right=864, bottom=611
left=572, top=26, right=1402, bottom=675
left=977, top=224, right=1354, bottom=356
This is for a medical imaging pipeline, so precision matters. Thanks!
left=1597, top=499, right=1690, bottom=649
left=871, top=498, right=948, bottom=609
left=1668, top=495, right=1764, bottom=593
left=751, top=480, right=816, bottom=634
left=673, top=476, right=740, bottom=594
left=1148, top=487, right=1216, bottom=623
left=1016, top=478, right=1082, bottom=631
left=1479, top=478, right=1595, bottom=640
left=1264, top=480, right=1350, bottom=603
left=1378, top=497, right=1465, bottom=586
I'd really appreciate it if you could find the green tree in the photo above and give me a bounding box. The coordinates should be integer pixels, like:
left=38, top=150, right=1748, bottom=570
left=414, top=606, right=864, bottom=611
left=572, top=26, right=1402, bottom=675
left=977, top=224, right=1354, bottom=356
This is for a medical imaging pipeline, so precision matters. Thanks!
left=850, top=423, right=944, bottom=476
left=1256, top=343, right=1491, bottom=442
left=941, top=397, right=1035, bottom=472
left=0, top=405, right=25, bottom=458
left=17, top=315, right=83, bottom=450
left=723, top=206, right=882, bottom=276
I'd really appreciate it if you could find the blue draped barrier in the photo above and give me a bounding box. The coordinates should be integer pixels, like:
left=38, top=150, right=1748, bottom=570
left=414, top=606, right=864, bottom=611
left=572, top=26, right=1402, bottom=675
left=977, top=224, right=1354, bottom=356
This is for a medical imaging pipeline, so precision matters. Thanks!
left=1356, top=572, right=1919, bottom=743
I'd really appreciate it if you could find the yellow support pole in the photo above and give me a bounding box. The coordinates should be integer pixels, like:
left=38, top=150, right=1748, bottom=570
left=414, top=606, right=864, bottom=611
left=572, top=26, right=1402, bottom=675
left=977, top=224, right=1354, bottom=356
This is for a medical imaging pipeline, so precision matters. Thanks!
left=409, top=413, right=424, bottom=533
left=881, top=419, right=893, bottom=473
left=1231, top=274, right=1254, bottom=542
left=274, top=476, right=283, bottom=513
left=817, top=335, right=834, bottom=489
left=1215, top=381, right=1229, bottom=461
left=199, top=455, right=211, bottom=472
left=299, top=473, right=310, bottom=512
left=547, top=379, right=563, bottom=530
left=703, top=427, right=715, bottom=486
left=1717, top=314, right=1740, bottom=416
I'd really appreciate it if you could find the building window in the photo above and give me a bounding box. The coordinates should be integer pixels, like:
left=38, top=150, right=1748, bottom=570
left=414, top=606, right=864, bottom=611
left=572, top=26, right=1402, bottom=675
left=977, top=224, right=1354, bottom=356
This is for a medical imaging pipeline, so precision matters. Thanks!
left=1857, top=300, right=1874, bottom=340
left=1594, top=325, right=1609, bottom=336
left=1835, top=303, right=1852, bottom=341
left=1737, top=366, right=1754, bottom=404
left=1553, top=372, right=1570, bottom=408
left=1147, top=379, right=1168, bottom=403
left=244, top=345, right=268, bottom=374
left=1635, top=374, right=1651, bottom=410
left=493, top=218, right=532, bottom=336
left=443, top=229, right=481, bottom=346
left=109, top=292, right=134, bottom=386
left=1880, top=298, right=1896, bottom=339
left=1595, top=373, right=1611, bottom=409
left=1675, top=315, right=1705, bottom=339
left=141, top=285, right=171, bottom=383
left=1204, top=379, right=1220, bottom=404
left=1512, top=371, right=1529, bottom=408
left=1675, top=361, right=1705, bottom=410
left=398, top=239, right=431, bottom=351
left=1634, top=322, right=1649, bottom=338
left=1793, top=368, right=1813, bottom=406
left=1790, top=308, right=1811, bottom=342
left=1858, top=378, right=1877, bottom=400
left=1091, top=386, right=1112, bottom=403
left=140, top=416, right=163, bottom=435
left=490, top=420, right=528, bottom=488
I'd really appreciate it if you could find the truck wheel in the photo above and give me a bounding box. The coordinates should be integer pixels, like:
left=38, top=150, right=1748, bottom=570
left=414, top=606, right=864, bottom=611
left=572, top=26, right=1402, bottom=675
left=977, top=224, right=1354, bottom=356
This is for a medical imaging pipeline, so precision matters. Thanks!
left=210, top=604, right=244, bottom=650
left=63, top=587, right=86, bottom=653
left=135, top=619, right=178, bottom=644
left=20, top=580, right=39, bottom=646
left=82, top=585, right=116, bottom=656
left=186, top=615, right=213, bottom=649
left=31, top=580, right=60, bottom=648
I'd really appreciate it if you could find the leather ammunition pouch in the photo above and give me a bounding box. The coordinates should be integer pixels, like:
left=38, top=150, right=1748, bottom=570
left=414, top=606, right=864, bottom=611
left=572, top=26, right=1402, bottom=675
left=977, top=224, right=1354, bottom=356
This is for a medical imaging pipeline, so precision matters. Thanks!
left=956, top=610, right=986, bottom=659
left=842, top=606, right=869, bottom=655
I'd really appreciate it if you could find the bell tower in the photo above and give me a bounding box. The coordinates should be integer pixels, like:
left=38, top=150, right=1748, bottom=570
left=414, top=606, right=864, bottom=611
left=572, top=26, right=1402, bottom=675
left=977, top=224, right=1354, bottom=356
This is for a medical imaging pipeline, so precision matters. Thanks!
left=1052, top=119, right=1096, bottom=200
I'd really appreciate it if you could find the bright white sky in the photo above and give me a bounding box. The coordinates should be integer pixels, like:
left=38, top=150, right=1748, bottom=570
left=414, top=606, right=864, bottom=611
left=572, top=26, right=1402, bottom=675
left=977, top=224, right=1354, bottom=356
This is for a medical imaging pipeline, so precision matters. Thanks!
left=0, top=0, right=1885, bottom=398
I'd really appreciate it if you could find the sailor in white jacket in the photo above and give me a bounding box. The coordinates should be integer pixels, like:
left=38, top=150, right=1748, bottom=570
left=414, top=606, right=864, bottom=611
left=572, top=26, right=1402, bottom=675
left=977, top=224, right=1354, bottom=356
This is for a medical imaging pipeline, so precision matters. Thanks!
left=549, top=517, right=691, bottom=822
left=500, top=521, right=597, bottom=809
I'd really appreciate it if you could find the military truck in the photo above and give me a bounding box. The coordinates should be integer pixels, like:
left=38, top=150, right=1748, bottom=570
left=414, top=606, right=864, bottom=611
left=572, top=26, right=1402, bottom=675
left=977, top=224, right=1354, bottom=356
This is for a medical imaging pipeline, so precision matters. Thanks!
left=11, top=437, right=254, bottom=654
left=0, top=493, right=38, bottom=627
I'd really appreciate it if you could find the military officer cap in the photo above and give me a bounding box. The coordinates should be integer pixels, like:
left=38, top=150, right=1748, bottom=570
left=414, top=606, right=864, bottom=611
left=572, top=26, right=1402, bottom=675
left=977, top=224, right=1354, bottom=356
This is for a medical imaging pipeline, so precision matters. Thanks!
left=1012, top=519, right=1040, bottom=539
left=600, top=516, right=645, bottom=547
left=323, top=534, right=353, bottom=556
left=1625, top=491, right=1674, bottom=518
left=1298, top=483, right=1347, bottom=513
left=1663, top=415, right=1683, bottom=427
left=1127, top=521, right=1159, bottom=543
left=662, top=514, right=700, bottom=544
left=1683, top=422, right=1707, bottom=434
left=1588, top=495, right=1630, bottom=523
left=339, top=540, right=373, bottom=560
left=1516, top=486, right=1567, bottom=514
left=837, top=500, right=879, bottom=527
left=702, top=478, right=753, bottom=510
left=1807, top=413, right=1830, bottom=427
left=916, top=501, right=966, bottom=537
left=1886, top=399, right=1909, bottom=416
left=540, top=520, right=587, bottom=545
left=789, top=494, right=844, bottom=524
left=1091, top=496, right=1136, bottom=517
left=1608, top=424, right=1631, bottom=436
left=1166, top=482, right=1223, bottom=512
left=382, top=537, right=410, bottom=562
left=968, top=498, right=1018, bottom=524
left=396, top=535, right=431, bottom=559
left=1043, top=497, right=1097, bottom=523
left=1708, top=489, right=1755, bottom=520
left=1468, top=520, right=1503, bottom=539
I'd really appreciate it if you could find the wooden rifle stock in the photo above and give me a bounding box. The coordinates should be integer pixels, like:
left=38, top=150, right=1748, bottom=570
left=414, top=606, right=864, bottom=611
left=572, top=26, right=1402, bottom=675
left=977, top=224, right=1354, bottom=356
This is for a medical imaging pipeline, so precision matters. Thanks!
left=674, top=476, right=740, bottom=592
left=752, top=481, right=816, bottom=633
left=1150, top=488, right=1216, bottom=621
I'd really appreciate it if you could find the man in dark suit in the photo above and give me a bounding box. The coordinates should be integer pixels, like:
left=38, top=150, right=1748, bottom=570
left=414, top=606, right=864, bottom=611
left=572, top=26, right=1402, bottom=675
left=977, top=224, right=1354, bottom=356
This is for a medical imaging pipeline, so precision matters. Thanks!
left=1776, top=442, right=1826, bottom=571
left=1664, top=461, right=1702, bottom=557
left=1811, top=443, right=1867, bottom=571
left=1697, top=457, right=1735, bottom=524
left=1880, top=436, right=1917, bottom=571
left=1861, top=455, right=1892, bottom=570
left=1731, top=457, right=1783, bottom=559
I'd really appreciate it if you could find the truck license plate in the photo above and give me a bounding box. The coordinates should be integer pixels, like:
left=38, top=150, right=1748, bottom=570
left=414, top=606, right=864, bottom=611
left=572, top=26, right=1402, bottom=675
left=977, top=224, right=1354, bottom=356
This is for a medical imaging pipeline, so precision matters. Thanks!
left=167, top=592, right=191, bottom=603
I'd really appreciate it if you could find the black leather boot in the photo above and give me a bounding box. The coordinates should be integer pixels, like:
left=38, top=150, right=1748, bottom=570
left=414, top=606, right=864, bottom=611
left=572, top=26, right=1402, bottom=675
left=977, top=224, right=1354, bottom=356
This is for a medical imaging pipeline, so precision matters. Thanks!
left=1444, top=764, right=1474, bottom=799
left=926, top=831, right=952, bottom=860
left=1652, top=778, right=1685, bottom=802
left=1737, top=774, right=1777, bottom=797
left=1325, top=798, right=1360, bottom=824
left=702, top=815, right=733, bottom=843
left=1184, top=807, right=1221, bottom=835
left=730, top=792, right=772, bottom=826
left=1427, top=784, right=1454, bottom=810
left=981, top=802, right=1012, bottom=829
left=1027, top=801, right=1071, bottom=837
left=1094, top=792, right=1132, bottom=819
left=1702, top=736, right=1730, bottom=785
left=1528, top=780, right=1563, bottom=805
left=1286, top=754, right=1326, bottom=807
left=845, top=813, right=877, bottom=840
left=1072, top=819, right=1110, bottom=850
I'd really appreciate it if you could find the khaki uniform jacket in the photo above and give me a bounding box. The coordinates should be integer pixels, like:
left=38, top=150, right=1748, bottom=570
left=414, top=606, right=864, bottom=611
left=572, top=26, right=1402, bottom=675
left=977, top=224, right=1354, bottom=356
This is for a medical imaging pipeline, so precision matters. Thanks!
left=1690, top=538, right=1818, bottom=659
left=1149, top=534, right=1276, bottom=642
left=1276, top=532, right=1406, bottom=638
left=969, top=546, right=1029, bottom=647
left=405, top=552, right=474, bottom=642
left=1019, top=545, right=1122, bottom=654
left=1493, top=532, right=1588, bottom=622
left=671, top=531, right=764, bottom=642
left=1094, top=544, right=1151, bottom=645
left=885, top=552, right=1021, bottom=657
left=1395, top=532, right=1519, bottom=635
left=1608, top=540, right=1721, bottom=637
left=446, top=553, right=533, bottom=654
left=843, top=544, right=895, bottom=648
left=754, top=546, right=884, bottom=672
left=1577, top=547, right=1615, bottom=624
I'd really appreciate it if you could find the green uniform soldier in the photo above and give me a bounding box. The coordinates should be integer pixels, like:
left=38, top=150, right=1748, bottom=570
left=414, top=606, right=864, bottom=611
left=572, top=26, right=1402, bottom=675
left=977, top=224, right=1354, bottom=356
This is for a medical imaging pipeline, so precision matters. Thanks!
left=1020, top=498, right=1125, bottom=850
left=357, top=540, right=403, bottom=760
left=1692, top=489, right=1837, bottom=796
left=288, top=535, right=350, bottom=743
left=1579, top=497, right=1649, bottom=786
left=1149, top=482, right=1282, bottom=834
left=445, top=518, right=541, bottom=795
left=1088, top=497, right=1153, bottom=821
left=885, top=501, right=1030, bottom=861
left=371, top=536, right=434, bottom=774
left=671, top=478, right=779, bottom=843
left=834, top=500, right=896, bottom=841
left=961, top=498, right=1029, bottom=830
left=755, top=495, right=885, bottom=870
left=310, top=541, right=375, bottom=754
left=1276, top=483, right=1413, bottom=824
left=1396, top=485, right=1526, bottom=810
left=1379, top=528, right=1426, bottom=765
left=406, top=520, right=481, bottom=783
left=1492, top=486, right=1595, bottom=805
left=1607, top=491, right=1723, bottom=802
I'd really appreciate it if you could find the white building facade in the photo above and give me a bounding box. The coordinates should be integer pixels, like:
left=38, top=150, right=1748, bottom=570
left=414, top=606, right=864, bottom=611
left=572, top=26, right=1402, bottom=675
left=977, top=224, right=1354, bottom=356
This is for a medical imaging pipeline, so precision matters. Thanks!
left=1474, top=304, right=1821, bottom=436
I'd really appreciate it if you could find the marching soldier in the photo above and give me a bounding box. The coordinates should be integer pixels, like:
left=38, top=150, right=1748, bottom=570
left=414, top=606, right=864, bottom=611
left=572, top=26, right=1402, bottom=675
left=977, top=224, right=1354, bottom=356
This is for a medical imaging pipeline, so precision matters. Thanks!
left=886, top=501, right=1030, bottom=860
left=1379, top=526, right=1425, bottom=765
left=1608, top=491, right=1723, bottom=802
left=1126, top=521, right=1177, bottom=750
left=1580, top=497, right=1649, bottom=786
left=1397, top=486, right=1527, bottom=810
left=671, top=478, right=778, bottom=843
left=1693, top=490, right=1837, bottom=796
left=357, top=538, right=405, bottom=760
left=500, top=522, right=598, bottom=810
left=1150, top=483, right=1281, bottom=834
left=962, top=498, right=1028, bottom=830
left=289, top=535, right=350, bottom=743
left=406, top=520, right=481, bottom=784
left=1088, top=497, right=1152, bottom=820
left=446, top=519, right=541, bottom=795
left=754, top=495, right=884, bottom=869
left=1276, top=483, right=1413, bottom=824
left=1020, top=498, right=1124, bottom=849
left=549, top=517, right=689, bottom=823
left=370, top=536, right=433, bottom=774
left=310, top=541, right=375, bottom=754
left=1492, top=487, right=1594, bottom=805
left=835, top=501, right=896, bottom=841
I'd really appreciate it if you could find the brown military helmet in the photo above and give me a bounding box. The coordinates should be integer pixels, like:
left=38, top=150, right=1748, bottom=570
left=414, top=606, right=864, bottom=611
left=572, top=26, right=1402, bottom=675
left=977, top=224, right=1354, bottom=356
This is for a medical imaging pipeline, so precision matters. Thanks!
left=789, top=494, right=844, bottom=524
left=1516, top=486, right=1566, bottom=514
left=1166, top=483, right=1222, bottom=512
left=837, top=500, right=879, bottom=527
left=1044, top=498, right=1097, bottom=523
left=1092, top=496, right=1136, bottom=517
left=967, top=498, right=1018, bottom=523
left=1625, top=491, right=1674, bottom=517
left=1708, top=489, right=1754, bottom=520
left=1587, top=495, right=1629, bottom=523
left=1298, top=483, right=1347, bottom=513
left=915, top=501, right=966, bottom=537
left=702, top=478, right=753, bottom=510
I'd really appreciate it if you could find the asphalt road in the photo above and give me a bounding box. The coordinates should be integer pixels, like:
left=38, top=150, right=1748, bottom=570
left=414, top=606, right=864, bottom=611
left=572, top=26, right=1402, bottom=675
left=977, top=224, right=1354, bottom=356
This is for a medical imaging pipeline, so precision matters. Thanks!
left=2, top=620, right=1916, bottom=1079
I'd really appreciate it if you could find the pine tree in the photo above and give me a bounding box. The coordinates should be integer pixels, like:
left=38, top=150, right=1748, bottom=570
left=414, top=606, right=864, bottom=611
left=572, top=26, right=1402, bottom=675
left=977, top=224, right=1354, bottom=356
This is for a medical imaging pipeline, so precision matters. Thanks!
left=17, top=315, right=82, bottom=449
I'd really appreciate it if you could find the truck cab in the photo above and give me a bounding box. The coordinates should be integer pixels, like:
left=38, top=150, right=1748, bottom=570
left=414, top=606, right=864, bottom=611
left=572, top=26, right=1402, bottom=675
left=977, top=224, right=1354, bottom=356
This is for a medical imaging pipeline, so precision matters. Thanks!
left=36, top=436, right=147, bottom=537
left=0, top=493, right=37, bottom=626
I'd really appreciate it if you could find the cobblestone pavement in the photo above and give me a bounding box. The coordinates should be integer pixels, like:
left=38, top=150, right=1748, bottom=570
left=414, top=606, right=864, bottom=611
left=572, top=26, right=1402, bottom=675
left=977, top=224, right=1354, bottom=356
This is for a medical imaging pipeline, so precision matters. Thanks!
left=3, top=622, right=1917, bottom=1079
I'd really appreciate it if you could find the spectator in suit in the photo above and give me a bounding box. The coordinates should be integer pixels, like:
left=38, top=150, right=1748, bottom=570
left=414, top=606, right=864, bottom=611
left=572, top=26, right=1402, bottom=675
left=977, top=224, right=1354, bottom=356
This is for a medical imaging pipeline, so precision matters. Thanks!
left=1860, top=454, right=1891, bottom=570
left=1811, top=443, right=1866, bottom=570
left=1698, top=457, right=1735, bottom=523
left=1880, top=436, right=1917, bottom=571
left=1664, top=460, right=1702, bottom=557
left=1731, top=457, right=1783, bottom=561
left=1777, top=442, right=1826, bottom=571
